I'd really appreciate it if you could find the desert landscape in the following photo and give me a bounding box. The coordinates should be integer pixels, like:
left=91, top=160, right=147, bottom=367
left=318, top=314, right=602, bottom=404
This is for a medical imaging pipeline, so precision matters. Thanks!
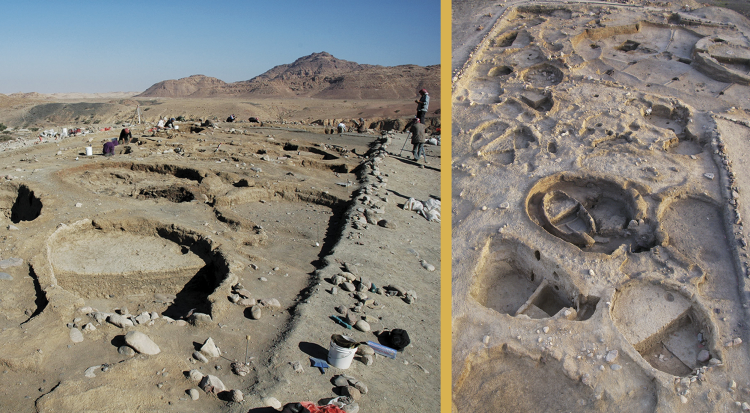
left=0, top=52, right=441, bottom=412
left=452, top=0, right=750, bottom=411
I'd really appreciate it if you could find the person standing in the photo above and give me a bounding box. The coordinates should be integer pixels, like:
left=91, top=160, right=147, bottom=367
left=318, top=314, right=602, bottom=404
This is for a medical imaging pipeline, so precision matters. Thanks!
left=415, top=88, right=429, bottom=124
left=410, top=118, right=427, bottom=166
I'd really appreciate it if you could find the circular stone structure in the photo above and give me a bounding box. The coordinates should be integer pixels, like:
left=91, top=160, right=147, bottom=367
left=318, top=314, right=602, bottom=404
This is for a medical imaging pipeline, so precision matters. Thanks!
left=48, top=219, right=210, bottom=298
left=526, top=173, right=655, bottom=254
left=60, top=162, right=210, bottom=203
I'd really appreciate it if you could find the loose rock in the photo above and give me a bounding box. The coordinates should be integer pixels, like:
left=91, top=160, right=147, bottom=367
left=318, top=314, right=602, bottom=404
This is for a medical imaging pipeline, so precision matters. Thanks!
left=263, top=397, right=282, bottom=410
left=343, top=386, right=362, bottom=401
left=188, top=369, right=204, bottom=383
left=334, top=375, right=350, bottom=387
left=84, top=365, right=101, bottom=378
left=107, top=314, right=134, bottom=328
left=377, top=219, right=396, bottom=229
left=200, top=337, right=221, bottom=358
left=193, top=351, right=209, bottom=363
left=124, top=331, right=160, bottom=355
left=188, top=388, right=200, bottom=400
left=356, top=345, right=375, bottom=356
left=199, top=374, right=226, bottom=394
left=354, top=320, right=371, bottom=332
left=420, top=260, right=435, bottom=271
left=250, top=305, right=262, bottom=320
left=237, top=298, right=257, bottom=306
left=189, top=312, right=212, bottom=326
left=118, top=346, right=136, bottom=357
left=231, top=362, right=250, bottom=376
left=230, top=389, right=244, bottom=402
left=69, top=328, right=83, bottom=343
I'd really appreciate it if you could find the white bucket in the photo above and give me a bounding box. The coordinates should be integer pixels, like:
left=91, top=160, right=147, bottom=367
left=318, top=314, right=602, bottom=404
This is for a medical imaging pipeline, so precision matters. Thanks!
left=85, top=146, right=93, bottom=156
left=327, top=339, right=357, bottom=369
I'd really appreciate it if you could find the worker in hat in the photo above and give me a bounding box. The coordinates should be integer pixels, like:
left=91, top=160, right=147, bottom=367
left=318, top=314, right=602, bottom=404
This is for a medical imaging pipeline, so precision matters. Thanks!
left=415, top=88, right=429, bottom=124
left=118, top=127, right=132, bottom=144
left=410, top=118, right=427, bottom=166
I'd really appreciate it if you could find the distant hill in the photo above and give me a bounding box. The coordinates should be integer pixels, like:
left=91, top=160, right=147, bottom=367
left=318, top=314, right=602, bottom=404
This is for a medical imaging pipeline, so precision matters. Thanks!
left=137, top=52, right=440, bottom=100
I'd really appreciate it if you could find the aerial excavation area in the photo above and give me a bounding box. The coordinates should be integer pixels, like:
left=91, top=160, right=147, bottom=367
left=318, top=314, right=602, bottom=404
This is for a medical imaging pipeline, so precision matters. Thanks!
left=452, top=0, right=750, bottom=411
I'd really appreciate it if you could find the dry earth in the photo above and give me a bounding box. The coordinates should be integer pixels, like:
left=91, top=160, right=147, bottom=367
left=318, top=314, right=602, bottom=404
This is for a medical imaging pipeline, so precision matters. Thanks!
left=0, top=110, right=440, bottom=411
left=453, top=0, right=750, bottom=412
left=0, top=95, right=440, bottom=134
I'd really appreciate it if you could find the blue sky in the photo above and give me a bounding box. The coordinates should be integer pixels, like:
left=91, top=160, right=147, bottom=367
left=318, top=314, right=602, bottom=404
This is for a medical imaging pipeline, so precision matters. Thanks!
left=0, top=1, right=440, bottom=94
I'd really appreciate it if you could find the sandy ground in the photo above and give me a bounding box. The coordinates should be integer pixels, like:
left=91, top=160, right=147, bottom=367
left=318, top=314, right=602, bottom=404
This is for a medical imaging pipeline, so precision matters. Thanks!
left=0, top=96, right=440, bottom=132
left=453, top=0, right=750, bottom=412
left=0, top=113, right=440, bottom=412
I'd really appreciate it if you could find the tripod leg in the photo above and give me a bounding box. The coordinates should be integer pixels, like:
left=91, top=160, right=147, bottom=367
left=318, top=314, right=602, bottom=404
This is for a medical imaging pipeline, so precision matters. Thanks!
left=399, top=133, right=410, bottom=157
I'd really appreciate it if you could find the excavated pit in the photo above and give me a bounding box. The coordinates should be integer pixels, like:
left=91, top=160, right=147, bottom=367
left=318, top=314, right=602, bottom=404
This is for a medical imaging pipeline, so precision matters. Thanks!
left=612, top=282, right=714, bottom=377
left=217, top=186, right=347, bottom=264
left=470, top=240, right=541, bottom=315
left=527, top=174, right=656, bottom=254
left=471, top=238, right=599, bottom=321
left=488, top=66, right=514, bottom=77
left=454, top=350, right=596, bottom=412
left=0, top=183, right=44, bottom=224
left=471, top=120, right=510, bottom=150
left=618, top=40, right=641, bottom=52
left=521, top=64, right=564, bottom=87
left=47, top=219, right=227, bottom=317
left=60, top=163, right=210, bottom=203
left=475, top=125, right=538, bottom=165
left=454, top=346, right=657, bottom=412
left=492, top=31, right=519, bottom=48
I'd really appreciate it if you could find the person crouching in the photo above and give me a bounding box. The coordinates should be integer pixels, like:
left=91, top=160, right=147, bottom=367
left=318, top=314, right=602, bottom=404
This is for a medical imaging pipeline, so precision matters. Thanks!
left=118, top=128, right=132, bottom=144
left=103, top=139, right=118, bottom=157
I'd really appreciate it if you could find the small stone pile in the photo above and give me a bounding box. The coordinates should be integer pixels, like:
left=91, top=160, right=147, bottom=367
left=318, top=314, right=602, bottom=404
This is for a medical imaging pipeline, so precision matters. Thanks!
left=227, top=282, right=281, bottom=320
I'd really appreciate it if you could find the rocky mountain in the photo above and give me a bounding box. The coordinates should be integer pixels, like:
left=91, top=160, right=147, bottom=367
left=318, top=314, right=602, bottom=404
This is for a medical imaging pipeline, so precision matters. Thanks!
left=137, top=52, right=440, bottom=99
left=137, top=75, right=229, bottom=98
